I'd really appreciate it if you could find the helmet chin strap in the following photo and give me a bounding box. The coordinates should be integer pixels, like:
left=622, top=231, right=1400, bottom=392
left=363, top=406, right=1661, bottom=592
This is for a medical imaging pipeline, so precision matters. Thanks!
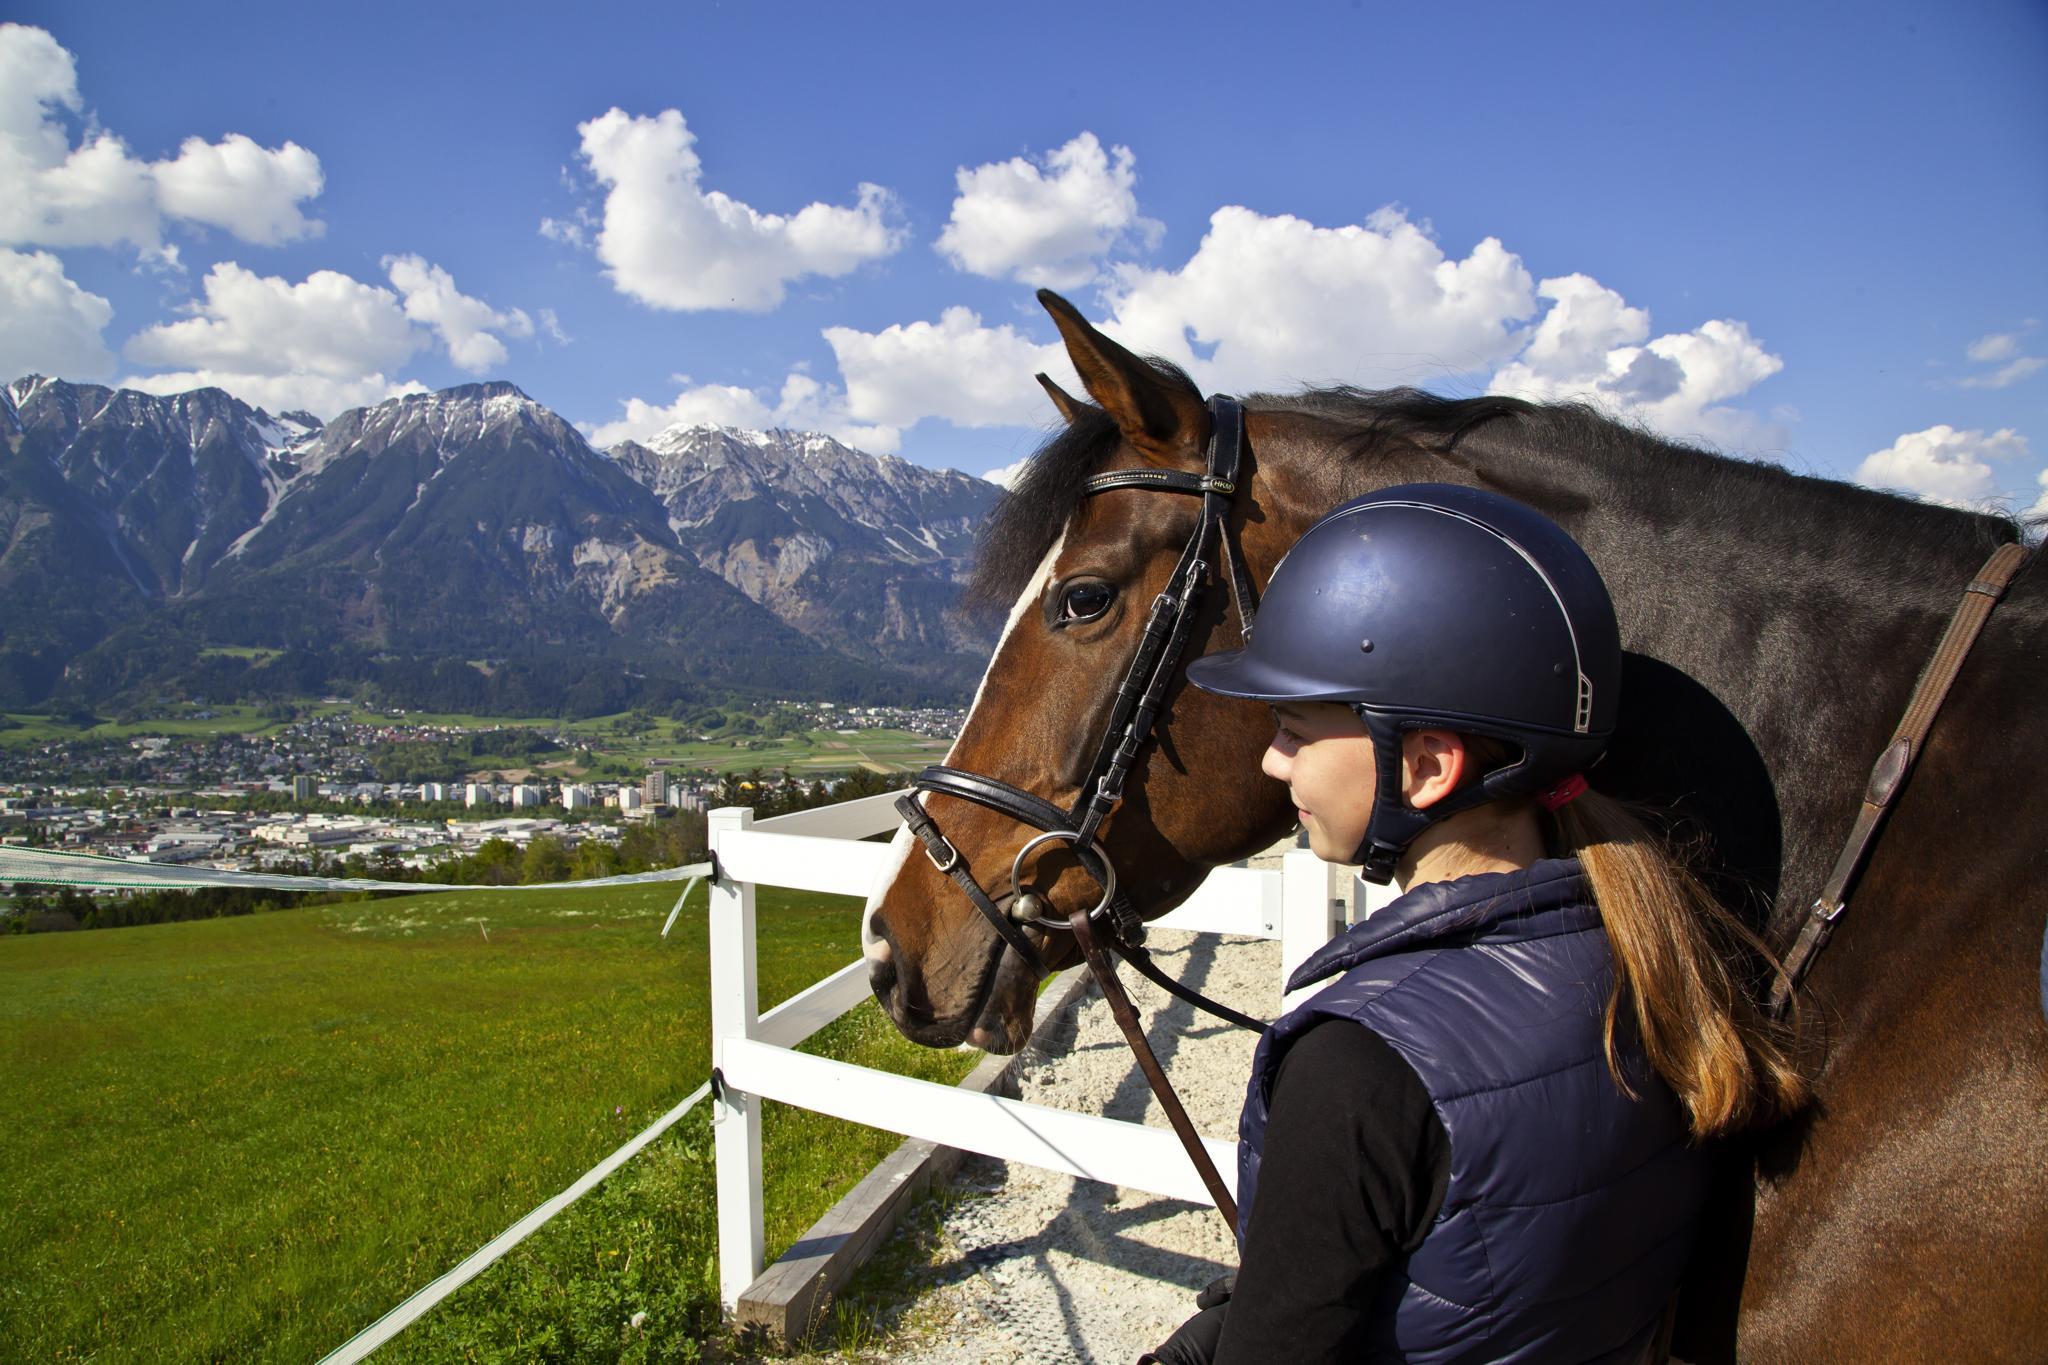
left=1347, top=710, right=1519, bottom=885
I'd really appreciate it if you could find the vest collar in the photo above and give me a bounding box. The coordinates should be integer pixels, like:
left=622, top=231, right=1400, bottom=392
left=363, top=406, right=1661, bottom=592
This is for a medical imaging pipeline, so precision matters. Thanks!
left=1286, top=857, right=1592, bottom=994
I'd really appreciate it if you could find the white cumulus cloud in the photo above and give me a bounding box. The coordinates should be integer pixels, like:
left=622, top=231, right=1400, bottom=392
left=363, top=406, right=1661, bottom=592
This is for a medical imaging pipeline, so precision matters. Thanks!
left=123, top=367, right=425, bottom=418
left=647, top=203, right=1793, bottom=456
left=152, top=133, right=324, bottom=246
left=936, top=132, right=1161, bottom=289
left=1103, top=205, right=1535, bottom=392
left=1487, top=273, right=1785, bottom=448
left=573, top=107, right=905, bottom=312
left=122, top=262, right=425, bottom=417
left=0, top=24, right=323, bottom=255
left=0, top=247, right=115, bottom=380
left=120, top=258, right=532, bottom=414
left=823, top=306, right=1074, bottom=431
left=1854, top=425, right=2030, bottom=508
left=2030, top=467, right=2048, bottom=523
left=589, top=371, right=900, bottom=453
left=982, top=456, right=1032, bottom=489
left=383, top=254, right=532, bottom=373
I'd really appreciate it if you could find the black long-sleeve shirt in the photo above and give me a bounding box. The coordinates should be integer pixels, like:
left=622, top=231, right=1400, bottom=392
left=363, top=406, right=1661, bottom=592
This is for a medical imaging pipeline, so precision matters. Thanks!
left=1149, top=1019, right=1451, bottom=1364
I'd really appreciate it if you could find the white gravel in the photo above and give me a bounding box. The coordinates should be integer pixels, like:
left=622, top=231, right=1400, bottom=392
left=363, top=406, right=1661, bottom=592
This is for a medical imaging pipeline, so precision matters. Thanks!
left=860, top=928, right=1282, bottom=1365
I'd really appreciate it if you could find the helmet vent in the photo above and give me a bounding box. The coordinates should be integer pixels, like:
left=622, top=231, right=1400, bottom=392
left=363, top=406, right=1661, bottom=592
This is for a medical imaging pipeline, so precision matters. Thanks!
left=1575, top=673, right=1594, bottom=733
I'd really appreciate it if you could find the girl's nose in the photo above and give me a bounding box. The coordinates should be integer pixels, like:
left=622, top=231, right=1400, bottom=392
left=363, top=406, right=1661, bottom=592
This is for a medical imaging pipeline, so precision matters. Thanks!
left=1261, top=736, right=1291, bottom=784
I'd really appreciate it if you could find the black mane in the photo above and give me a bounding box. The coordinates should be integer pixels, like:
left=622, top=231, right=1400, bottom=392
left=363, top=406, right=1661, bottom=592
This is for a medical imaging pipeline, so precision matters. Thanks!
left=965, top=380, right=2024, bottom=612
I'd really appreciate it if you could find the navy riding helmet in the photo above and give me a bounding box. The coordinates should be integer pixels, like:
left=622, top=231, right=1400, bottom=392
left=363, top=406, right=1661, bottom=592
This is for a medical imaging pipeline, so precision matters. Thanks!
left=1187, top=483, right=1621, bottom=883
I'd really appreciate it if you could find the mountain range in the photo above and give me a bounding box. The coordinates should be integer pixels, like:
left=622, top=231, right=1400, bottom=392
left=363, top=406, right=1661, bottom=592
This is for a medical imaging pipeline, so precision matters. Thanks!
left=0, top=376, right=1005, bottom=715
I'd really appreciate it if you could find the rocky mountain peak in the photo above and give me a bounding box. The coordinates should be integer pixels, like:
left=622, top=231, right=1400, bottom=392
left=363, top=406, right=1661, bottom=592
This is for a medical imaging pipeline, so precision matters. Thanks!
left=1, top=377, right=999, bottom=710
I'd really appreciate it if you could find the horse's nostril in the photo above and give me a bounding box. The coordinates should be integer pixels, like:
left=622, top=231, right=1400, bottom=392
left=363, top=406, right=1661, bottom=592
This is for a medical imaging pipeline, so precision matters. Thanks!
left=868, top=954, right=899, bottom=1006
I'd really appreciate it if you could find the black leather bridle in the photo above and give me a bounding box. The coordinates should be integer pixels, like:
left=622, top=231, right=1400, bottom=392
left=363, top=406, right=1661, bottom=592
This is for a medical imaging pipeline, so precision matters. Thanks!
left=892, top=395, right=1266, bottom=1036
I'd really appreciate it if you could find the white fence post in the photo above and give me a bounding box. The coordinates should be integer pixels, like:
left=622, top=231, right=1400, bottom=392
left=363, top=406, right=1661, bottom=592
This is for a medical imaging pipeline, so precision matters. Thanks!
left=708, top=806, right=764, bottom=1314
left=1279, top=848, right=1341, bottom=1013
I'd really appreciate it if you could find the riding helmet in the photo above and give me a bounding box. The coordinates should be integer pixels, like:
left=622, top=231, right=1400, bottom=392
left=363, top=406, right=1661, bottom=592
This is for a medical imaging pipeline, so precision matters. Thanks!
left=1186, top=483, right=1621, bottom=882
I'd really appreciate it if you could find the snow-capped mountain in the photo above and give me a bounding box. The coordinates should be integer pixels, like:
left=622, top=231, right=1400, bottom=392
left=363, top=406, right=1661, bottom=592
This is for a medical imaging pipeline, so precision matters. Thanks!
left=0, top=377, right=1003, bottom=710
left=609, top=424, right=999, bottom=674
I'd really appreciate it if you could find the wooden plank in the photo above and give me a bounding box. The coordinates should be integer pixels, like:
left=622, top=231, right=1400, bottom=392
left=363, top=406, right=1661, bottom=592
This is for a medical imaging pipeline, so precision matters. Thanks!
left=733, top=968, right=1096, bottom=1348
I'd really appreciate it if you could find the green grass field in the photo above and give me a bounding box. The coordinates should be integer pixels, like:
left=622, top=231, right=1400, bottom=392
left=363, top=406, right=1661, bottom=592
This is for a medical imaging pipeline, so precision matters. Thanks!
left=0, top=699, right=953, bottom=780
left=0, top=703, right=306, bottom=748
left=0, top=883, right=974, bottom=1361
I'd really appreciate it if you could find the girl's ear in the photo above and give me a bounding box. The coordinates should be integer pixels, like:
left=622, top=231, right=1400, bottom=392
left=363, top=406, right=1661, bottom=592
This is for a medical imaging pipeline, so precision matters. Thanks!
left=1402, top=730, right=1468, bottom=811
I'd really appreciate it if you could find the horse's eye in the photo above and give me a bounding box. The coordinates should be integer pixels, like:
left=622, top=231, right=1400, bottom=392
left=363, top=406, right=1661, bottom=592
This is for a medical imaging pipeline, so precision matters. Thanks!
left=1059, top=582, right=1115, bottom=623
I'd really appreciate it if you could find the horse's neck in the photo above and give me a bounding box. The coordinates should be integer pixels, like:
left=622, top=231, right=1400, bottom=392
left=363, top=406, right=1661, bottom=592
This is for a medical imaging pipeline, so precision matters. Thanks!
left=1311, top=437, right=2004, bottom=927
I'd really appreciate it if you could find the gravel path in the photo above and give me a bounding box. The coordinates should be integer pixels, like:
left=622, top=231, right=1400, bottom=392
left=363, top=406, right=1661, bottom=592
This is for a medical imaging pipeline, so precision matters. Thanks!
left=851, top=929, right=1282, bottom=1365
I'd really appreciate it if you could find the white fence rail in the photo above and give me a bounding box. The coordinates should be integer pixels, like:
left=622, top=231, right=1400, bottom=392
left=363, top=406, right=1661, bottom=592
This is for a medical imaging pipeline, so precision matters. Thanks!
left=707, top=797, right=1367, bottom=1311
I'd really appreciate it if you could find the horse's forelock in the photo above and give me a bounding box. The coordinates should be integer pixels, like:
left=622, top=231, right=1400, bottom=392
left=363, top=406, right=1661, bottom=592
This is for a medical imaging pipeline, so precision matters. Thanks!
left=964, top=407, right=1120, bottom=613
left=966, top=357, right=1203, bottom=612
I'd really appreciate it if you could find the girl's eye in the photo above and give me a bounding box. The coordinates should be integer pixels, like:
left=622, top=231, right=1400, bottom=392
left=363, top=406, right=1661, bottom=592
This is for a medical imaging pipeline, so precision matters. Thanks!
left=1059, top=582, right=1115, bottom=623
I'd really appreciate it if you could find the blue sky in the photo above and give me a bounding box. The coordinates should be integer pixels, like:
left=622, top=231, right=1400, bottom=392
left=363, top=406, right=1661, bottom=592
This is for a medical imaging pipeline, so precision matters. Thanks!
left=3, top=0, right=2043, bottom=512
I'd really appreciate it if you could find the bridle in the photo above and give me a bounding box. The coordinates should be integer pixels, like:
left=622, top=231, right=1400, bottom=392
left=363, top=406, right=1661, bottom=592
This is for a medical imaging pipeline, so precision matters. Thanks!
left=891, top=394, right=1266, bottom=1223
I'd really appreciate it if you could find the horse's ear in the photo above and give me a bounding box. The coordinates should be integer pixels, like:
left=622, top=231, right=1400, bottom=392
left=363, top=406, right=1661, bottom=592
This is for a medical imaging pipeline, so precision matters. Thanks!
left=1038, top=289, right=1205, bottom=459
left=1035, top=372, right=1088, bottom=425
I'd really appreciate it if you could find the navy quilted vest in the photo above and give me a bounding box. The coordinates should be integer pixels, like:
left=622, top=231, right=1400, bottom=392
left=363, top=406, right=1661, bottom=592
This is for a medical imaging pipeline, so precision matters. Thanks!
left=1238, top=859, right=1708, bottom=1363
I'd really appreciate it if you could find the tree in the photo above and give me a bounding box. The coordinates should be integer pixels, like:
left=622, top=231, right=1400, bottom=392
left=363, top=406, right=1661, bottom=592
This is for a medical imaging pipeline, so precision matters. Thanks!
left=471, top=838, right=522, bottom=886
left=570, top=839, right=616, bottom=881
left=521, top=836, right=573, bottom=884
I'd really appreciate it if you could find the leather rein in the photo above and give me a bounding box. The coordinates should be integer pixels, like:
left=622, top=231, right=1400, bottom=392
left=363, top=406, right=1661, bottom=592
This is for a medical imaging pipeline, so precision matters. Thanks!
left=894, top=394, right=1263, bottom=1225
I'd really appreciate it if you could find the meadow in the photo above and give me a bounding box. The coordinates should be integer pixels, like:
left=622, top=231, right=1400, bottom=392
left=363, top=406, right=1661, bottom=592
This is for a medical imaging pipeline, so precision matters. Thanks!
left=0, top=699, right=952, bottom=780
left=0, top=881, right=975, bottom=1361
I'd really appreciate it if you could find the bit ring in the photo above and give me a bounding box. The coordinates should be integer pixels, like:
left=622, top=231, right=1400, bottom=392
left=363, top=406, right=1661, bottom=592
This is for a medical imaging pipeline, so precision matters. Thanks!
left=1008, top=830, right=1116, bottom=928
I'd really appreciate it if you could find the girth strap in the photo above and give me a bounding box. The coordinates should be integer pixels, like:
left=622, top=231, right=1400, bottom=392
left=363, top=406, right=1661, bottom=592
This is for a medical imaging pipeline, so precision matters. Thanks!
left=1768, top=540, right=2029, bottom=1016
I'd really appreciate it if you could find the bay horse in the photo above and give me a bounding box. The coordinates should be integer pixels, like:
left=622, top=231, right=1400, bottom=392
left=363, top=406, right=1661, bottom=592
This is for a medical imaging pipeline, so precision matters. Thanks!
left=861, top=290, right=2046, bottom=1361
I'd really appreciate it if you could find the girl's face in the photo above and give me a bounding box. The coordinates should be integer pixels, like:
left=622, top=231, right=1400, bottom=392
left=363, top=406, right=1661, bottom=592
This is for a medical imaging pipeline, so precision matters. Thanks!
left=1262, top=701, right=1379, bottom=862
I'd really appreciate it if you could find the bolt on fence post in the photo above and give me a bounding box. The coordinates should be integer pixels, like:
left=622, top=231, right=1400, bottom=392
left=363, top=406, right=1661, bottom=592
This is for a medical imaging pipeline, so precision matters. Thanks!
left=708, top=805, right=763, bottom=1313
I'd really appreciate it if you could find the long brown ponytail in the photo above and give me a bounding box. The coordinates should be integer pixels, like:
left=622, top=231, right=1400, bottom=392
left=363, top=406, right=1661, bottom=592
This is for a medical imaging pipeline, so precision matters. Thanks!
left=1546, top=788, right=1808, bottom=1140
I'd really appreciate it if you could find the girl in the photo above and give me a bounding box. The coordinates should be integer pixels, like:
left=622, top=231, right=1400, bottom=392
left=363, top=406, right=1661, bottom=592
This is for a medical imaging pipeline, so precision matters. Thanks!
left=1148, top=483, right=1804, bottom=1364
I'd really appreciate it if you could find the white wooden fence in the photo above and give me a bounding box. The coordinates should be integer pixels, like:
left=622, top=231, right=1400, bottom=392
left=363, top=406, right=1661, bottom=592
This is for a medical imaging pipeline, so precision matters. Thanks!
left=707, top=796, right=1376, bottom=1311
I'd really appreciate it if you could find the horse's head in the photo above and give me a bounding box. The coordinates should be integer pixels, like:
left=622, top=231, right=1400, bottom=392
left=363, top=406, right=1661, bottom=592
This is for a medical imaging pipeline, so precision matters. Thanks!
left=862, top=293, right=1321, bottom=1053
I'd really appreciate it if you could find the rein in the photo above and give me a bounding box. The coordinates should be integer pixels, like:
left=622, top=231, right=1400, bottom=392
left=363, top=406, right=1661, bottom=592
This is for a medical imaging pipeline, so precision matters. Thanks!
left=894, top=394, right=1265, bottom=1228
left=1767, top=540, right=2029, bottom=1016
